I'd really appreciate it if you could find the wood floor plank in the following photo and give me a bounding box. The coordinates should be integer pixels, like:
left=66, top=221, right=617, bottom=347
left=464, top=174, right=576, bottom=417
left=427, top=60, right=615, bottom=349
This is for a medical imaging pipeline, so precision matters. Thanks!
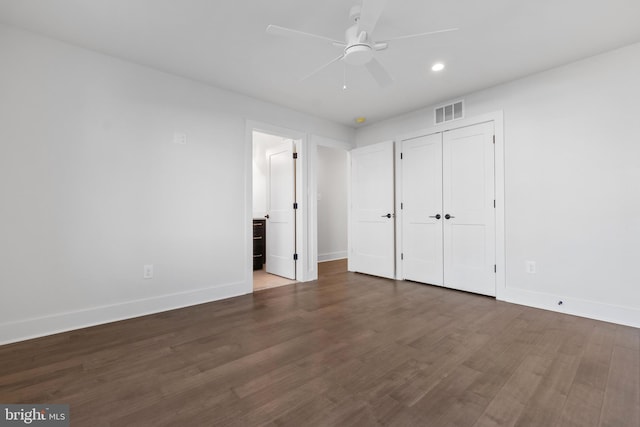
left=272, top=395, right=336, bottom=426
left=405, top=363, right=486, bottom=425
left=473, top=355, right=553, bottom=427
left=514, top=339, right=587, bottom=425
left=1, top=260, right=638, bottom=426
left=598, top=333, right=640, bottom=427
left=557, top=324, right=616, bottom=427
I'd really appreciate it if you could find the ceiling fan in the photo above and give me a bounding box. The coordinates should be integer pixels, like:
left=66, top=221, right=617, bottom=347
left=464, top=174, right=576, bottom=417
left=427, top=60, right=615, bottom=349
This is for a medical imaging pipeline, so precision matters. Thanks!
left=266, top=0, right=458, bottom=87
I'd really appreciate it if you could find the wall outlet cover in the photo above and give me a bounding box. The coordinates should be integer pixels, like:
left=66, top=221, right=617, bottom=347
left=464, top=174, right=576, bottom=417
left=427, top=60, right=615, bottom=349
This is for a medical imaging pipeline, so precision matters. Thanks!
left=526, top=261, right=536, bottom=274
left=173, top=132, right=187, bottom=145
left=143, top=264, right=154, bottom=279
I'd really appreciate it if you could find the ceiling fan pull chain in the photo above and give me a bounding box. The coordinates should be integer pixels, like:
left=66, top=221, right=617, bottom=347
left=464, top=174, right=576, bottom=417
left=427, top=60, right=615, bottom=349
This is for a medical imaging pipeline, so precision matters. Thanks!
left=343, top=63, right=348, bottom=90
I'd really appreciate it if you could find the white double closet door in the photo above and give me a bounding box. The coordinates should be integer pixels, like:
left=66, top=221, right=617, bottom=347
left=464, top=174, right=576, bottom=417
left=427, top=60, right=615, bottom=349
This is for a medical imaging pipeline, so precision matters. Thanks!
left=401, top=121, right=496, bottom=296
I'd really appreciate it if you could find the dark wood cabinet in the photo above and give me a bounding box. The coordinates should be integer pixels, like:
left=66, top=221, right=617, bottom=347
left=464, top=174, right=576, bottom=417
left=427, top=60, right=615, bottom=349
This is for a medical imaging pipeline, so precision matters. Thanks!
left=253, top=219, right=266, bottom=270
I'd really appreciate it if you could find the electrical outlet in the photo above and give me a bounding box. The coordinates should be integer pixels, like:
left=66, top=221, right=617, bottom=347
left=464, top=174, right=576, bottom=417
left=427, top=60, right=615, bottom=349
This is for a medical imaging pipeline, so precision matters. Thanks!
left=173, top=132, right=187, bottom=145
left=143, top=264, right=153, bottom=279
left=526, top=261, right=536, bottom=274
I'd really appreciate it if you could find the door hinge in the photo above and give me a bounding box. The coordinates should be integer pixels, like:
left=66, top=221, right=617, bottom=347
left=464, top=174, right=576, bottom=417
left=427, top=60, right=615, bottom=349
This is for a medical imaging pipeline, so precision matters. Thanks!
left=494, top=264, right=497, bottom=273
left=492, top=135, right=495, bottom=144
left=293, top=152, right=298, bottom=159
left=293, top=202, right=298, bottom=209
left=401, top=202, right=403, bottom=210
left=293, top=253, right=298, bottom=261
left=400, top=152, right=403, bottom=160
left=401, top=253, right=404, bottom=260
left=494, top=199, right=496, bottom=208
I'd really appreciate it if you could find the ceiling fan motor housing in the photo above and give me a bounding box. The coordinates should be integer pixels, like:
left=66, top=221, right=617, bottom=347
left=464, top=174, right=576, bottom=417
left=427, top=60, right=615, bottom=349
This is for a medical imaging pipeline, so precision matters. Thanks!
left=344, top=24, right=373, bottom=65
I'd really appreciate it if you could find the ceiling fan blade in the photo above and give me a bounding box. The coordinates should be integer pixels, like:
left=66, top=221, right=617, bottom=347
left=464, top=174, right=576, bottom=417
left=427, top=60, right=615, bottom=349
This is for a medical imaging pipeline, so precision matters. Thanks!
left=378, top=27, right=458, bottom=43
left=300, top=54, right=345, bottom=81
left=266, top=25, right=346, bottom=46
left=358, top=0, right=386, bottom=36
left=365, top=58, right=393, bottom=87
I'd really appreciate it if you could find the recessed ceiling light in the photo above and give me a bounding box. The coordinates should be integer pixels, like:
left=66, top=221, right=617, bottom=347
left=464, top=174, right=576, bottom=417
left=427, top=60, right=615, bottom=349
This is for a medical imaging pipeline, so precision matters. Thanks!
left=355, top=117, right=366, bottom=124
left=432, top=63, right=445, bottom=72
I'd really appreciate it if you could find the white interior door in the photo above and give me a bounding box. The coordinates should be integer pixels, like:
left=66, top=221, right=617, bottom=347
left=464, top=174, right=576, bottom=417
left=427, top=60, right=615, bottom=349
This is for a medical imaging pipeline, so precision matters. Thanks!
left=443, top=122, right=496, bottom=296
left=349, top=141, right=395, bottom=279
left=265, top=140, right=296, bottom=279
left=401, top=134, right=444, bottom=285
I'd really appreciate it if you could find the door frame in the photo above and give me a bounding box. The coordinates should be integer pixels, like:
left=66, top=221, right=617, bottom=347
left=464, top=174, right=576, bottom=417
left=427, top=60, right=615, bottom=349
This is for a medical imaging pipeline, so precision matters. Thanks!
left=394, top=111, right=506, bottom=299
left=246, top=122, right=353, bottom=291
left=246, top=122, right=307, bottom=291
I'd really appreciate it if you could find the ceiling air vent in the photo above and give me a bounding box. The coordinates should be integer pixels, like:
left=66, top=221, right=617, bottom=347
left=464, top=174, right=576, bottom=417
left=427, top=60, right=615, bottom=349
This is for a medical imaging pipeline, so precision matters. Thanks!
left=435, top=100, right=464, bottom=124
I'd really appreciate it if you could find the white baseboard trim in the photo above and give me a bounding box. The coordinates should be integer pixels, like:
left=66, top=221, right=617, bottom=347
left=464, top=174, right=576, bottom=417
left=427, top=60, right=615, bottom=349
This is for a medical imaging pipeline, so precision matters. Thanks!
left=5, top=280, right=636, bottom=346
left=498, top=287, right=640, bottom=329
left=0, top=281, right=250, bottom=346
left=318, top=251, right=347, bottom=262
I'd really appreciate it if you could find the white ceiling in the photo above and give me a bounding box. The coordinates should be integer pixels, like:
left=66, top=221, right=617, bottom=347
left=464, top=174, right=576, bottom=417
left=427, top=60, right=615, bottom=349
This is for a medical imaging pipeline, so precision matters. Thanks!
left=1, top=0, right=640, bottom=127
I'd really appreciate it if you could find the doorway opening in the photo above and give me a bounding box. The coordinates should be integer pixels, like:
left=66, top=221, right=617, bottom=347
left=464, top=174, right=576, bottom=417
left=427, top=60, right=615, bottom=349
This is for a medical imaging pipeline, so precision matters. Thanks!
left=316, top=145, right=349, bottom=277
left=252, top=130, right=298, bottom=291
left=248, top=122, right=352, bottom=292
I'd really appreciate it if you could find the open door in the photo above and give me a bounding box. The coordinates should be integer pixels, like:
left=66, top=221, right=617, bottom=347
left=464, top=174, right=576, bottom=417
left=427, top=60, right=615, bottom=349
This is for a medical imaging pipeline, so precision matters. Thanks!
left=349, top=140, right=395, bottom=279
left=265, top=140, right=296, bottom=280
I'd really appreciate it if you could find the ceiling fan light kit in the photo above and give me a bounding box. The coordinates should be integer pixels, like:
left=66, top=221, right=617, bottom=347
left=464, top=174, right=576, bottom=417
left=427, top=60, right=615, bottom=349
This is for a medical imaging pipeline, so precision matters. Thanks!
left=266, top=0, right=458, bottom=87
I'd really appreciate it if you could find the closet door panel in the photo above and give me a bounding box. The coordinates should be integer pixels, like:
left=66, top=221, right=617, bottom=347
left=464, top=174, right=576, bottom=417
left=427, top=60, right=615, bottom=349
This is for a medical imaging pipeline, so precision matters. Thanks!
left=443, top=122, right=496, bottom=296
left=401, top=134, right=443, bottom=285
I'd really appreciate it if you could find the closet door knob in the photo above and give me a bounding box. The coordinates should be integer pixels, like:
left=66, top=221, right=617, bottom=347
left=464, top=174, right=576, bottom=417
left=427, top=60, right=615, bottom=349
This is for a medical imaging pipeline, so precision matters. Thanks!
left=429, top=214, right=442, bottom=220
left=264, top=214, right=270, bottom=219
left=445, top=214, right=455, bottom=220
left=381, top=213, right=392, bottom=218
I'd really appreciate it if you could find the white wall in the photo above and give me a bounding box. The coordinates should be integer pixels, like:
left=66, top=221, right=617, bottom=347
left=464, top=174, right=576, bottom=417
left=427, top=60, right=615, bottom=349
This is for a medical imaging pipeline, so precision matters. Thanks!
left=356, top=42, right=640, bottom=327
left=316, top=146, right=348, bottom=261
left=252, top=132, right=286, bottom=219
left=0, top=24, right=354, bottom=344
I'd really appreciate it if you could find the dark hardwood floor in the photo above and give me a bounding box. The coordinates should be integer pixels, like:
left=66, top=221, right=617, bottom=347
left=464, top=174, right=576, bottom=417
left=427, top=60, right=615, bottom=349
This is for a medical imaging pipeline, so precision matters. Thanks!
left=1, top=259, right=639, bottom=426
